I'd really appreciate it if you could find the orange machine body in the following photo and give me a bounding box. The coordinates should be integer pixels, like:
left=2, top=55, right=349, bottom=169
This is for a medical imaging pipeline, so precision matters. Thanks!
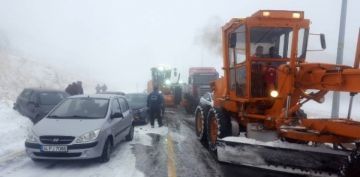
left=212, top=10, right=360, bottom=144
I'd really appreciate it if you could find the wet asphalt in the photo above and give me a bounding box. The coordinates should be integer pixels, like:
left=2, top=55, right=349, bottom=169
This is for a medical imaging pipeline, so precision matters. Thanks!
left=131, top=108, right=305, bottom=177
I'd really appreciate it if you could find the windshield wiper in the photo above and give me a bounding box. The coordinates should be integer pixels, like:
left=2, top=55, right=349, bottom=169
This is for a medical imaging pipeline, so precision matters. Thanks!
left=67, top=115, right=100, bottom=119
left=49, top=114, right=101, bottom=119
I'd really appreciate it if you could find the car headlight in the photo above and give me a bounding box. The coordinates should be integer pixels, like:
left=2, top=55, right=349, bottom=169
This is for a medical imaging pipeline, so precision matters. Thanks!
left=26, top=130, right=39, bottom=143
left=75, top=129, right=100, bottom=144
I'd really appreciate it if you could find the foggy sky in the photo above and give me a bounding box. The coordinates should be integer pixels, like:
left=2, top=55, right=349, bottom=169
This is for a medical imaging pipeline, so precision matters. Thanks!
left=0, top=0, right=360, bottom=92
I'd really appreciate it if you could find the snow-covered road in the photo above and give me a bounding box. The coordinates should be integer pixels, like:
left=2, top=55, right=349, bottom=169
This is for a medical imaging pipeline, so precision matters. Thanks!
left=0, top=103, right=303, bottom=177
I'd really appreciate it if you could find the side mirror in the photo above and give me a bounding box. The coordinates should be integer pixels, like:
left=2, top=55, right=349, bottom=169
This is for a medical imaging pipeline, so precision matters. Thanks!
left=320, top=33, right=326, bottom=49
left=111, top=112, right=123, bottom=119
left=230, top=33, right=237, bottom=48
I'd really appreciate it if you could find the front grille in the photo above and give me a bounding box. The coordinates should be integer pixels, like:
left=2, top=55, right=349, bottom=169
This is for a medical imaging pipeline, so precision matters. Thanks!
left=34, top=152, right=81, bottom=157
left=40, top=136, right=75, bottom=144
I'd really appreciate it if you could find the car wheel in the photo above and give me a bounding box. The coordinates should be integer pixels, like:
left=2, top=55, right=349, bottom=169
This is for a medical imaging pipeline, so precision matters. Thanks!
left=125, top=125, right=134, bottom=141
left=99, top=139, right=112, bottom=163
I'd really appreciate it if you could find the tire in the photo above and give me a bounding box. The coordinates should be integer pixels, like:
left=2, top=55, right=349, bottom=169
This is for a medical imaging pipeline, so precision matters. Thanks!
left=340, top=149, right=360, bottom=177
left=206, top=108, right=231, bottom=152
left=125, top=125, right=134, bottom=141
left=99, top=139, right=112, bottom=163
left=195, top=106, right=208, bottom=142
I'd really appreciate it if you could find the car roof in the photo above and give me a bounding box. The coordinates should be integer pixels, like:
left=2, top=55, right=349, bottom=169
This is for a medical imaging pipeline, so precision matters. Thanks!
left=24, top=88, right=65, bottom=93
left=126, top=92, right=147, bottom=96
left=68, top=94, right=126, bottom=99
left=102, top=91, right=125, bottom=95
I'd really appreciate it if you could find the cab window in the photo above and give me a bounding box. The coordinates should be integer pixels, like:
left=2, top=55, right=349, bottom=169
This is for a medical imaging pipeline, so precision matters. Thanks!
left=250, top=27, right=293, bottom=59
left=229, top=25, right=246, bottom=66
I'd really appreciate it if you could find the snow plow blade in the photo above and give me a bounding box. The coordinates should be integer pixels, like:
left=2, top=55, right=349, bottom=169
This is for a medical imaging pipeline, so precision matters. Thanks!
left=217, top=137, right=350, bottom=177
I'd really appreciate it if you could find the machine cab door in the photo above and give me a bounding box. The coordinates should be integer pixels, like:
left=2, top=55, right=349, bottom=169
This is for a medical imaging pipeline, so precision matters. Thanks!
left=228, top=24, right=248, bottom=99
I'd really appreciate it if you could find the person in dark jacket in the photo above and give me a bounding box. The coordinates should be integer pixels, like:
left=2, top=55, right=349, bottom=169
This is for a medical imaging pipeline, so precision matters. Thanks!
left=77, top=81, right=84, bottom=94
left=147, top=86, right=164, bottom=128
left=95, top=84, right=101, bottom=93
left=101, top=84, right=107, bottom=93
left=65, top=84, right=72, bottom=95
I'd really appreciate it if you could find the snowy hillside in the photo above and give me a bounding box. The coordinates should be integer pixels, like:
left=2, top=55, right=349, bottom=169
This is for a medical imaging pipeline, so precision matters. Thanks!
left=0, top=52, right=97, bottom=100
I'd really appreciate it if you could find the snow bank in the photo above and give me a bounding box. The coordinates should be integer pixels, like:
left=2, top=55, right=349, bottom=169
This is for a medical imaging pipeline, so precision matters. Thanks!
left=0, top=100, right=32, bottom=158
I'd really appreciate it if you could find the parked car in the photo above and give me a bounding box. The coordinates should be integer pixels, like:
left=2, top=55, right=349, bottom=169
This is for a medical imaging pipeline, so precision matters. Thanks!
left=126, top=93, right=148, bottom=124
left=14, top=88, right=68, bottom=123
left=102, top=91, right=126, bottom=96
left=25, top=94, right=134, bottom=162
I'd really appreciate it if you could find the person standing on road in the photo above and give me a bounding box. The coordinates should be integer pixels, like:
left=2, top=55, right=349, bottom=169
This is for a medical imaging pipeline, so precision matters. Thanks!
left=77, top=81, right=84, bottom=94
left=95, top=84, right=101, bottom=93
left=147, top=86, right=164, bottom=128
left=101, top=84, right=107, bottom=93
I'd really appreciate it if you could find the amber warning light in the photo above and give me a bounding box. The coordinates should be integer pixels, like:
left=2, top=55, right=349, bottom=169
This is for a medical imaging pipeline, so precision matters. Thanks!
left=255, top=10, right=304, bottom=19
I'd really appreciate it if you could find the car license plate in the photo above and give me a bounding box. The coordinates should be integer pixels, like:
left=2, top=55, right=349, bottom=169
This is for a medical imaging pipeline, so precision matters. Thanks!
left=42, top=145, right=67, bottom=152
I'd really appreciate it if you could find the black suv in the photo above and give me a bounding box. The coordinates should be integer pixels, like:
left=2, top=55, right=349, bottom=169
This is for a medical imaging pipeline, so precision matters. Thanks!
left=14, top=88, right=68, bottom=123
left=126, top=93, right=149, bottom=124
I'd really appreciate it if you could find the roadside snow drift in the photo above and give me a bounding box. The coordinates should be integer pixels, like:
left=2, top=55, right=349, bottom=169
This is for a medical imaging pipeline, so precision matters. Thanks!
left=0, top=100, right=32, bottom=159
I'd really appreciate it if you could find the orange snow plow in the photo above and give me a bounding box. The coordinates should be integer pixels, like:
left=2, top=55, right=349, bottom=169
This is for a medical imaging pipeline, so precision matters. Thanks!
left=195, top=10, right=360, bottom=177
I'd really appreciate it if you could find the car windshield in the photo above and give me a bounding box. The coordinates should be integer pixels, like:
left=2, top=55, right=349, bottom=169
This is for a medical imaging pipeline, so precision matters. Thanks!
left=39, top=92, right=66, bottom=105
left=48, top=98, right=109, bottom=119
left=126, top=94, right=147, bottom=108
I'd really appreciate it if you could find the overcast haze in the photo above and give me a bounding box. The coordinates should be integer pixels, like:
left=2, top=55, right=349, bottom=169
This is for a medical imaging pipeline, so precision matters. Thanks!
left=0, top=0, right=359, bottom=92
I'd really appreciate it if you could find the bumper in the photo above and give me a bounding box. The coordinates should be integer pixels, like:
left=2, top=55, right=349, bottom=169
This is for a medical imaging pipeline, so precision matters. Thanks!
left=25, top=141, right=103, bottom=160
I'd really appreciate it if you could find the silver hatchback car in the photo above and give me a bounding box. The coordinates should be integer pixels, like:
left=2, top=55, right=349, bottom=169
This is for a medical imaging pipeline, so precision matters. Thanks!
left=25, top=94, right=134, bottom=162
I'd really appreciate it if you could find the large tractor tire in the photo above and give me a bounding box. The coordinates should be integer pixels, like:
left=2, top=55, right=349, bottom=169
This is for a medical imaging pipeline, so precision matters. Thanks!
left=206, top=108, right=231, bottom=152
left=195, top=106, right=209, bottom=143
left=340, top=148, right=360, bottom=177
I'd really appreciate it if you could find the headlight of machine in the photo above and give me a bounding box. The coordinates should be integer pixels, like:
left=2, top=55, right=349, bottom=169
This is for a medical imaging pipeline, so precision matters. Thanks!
left=270, top=90, right=279, bottom=98
left=26, top=130, right=39, bottom=143
left=75, top=129, right=100, bottom=144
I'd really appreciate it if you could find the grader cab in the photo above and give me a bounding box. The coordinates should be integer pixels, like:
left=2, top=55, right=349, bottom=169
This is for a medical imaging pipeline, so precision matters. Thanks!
left=195, top=10, right=360, bottom=177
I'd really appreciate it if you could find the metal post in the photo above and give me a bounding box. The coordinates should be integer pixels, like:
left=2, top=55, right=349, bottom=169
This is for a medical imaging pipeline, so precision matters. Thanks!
left=347, top=93, right=356, bottom=119
left=354, top=28, right=360, bottom=68
left=285, top=95, right=291, bottom=118
left=331, top=0, right=348, bottom=118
